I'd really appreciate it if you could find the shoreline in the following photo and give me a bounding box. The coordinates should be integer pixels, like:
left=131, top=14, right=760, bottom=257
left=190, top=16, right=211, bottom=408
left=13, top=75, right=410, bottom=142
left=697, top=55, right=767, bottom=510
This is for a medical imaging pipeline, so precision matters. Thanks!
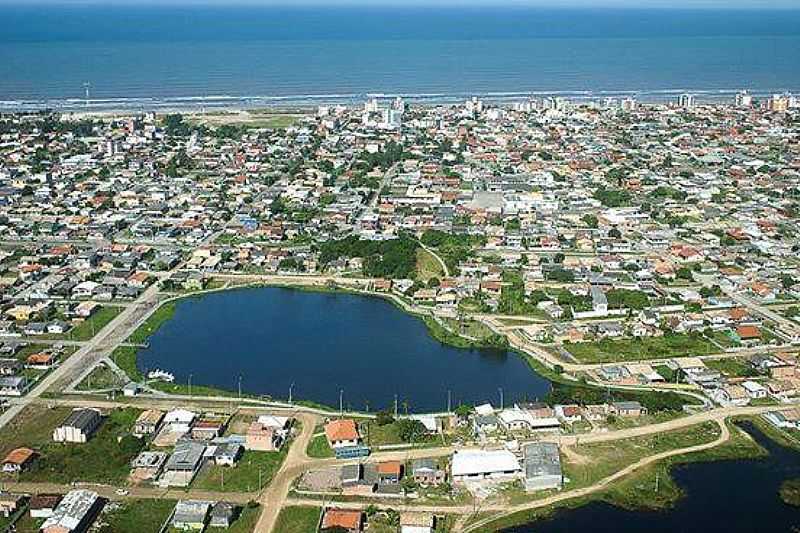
left=4, top=88, right=799, bottom=116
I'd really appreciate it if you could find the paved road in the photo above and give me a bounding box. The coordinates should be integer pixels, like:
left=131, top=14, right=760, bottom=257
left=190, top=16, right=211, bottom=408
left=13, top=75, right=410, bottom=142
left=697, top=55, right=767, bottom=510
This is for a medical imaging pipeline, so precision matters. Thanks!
left=0, top=282, right=163, bottom=431
left=2, top=481, right=257, bottom=505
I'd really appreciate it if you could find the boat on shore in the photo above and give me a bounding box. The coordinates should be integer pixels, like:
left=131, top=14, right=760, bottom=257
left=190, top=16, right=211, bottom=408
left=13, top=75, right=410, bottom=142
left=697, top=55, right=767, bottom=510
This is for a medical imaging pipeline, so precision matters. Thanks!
left=147, top=369, right=174, bottom=382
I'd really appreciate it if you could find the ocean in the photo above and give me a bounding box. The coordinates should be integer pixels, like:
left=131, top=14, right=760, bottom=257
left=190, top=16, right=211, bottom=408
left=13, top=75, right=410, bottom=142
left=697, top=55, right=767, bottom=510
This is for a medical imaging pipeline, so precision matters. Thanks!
left=1, top=5, right=799, bottom=111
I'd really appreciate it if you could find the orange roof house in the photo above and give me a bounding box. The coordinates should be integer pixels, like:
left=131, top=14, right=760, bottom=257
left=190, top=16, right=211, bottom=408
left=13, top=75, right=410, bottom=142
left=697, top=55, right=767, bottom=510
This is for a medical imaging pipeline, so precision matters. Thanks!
left=2, top=447, right=36, bottom=472
left=324, top=419, right=360, bottom=447
left=729, top=308, right=749, bottom=321
left=377, top=461, right=402, bottom=475
left=736, top=325, right=761, bottom=340
left=321, top=509, right=363, bottom=532
left=26, top=352, right=55, bottom=367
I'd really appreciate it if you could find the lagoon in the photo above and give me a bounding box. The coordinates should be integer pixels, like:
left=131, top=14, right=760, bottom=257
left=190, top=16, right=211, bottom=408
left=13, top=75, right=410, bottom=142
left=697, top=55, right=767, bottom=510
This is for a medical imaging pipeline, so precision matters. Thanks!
left=136, top=287, right=550, bottom=412
left=502, top=422, right=800, bottom=533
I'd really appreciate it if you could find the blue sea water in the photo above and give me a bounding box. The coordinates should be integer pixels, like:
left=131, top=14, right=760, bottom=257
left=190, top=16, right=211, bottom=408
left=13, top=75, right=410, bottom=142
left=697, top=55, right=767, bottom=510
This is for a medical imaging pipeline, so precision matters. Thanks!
left=0, top=6, right=799, bottom=110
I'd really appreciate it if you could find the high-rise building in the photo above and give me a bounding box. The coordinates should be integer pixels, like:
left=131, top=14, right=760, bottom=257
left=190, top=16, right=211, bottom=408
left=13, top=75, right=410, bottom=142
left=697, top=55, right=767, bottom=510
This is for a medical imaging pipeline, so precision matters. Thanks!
left=365, top=98, right=380, bottom=113
left=734, top=90, right=753, bottom=108
left=768, top=93, right=790, bottom=112
left=679, top=93, right=696, bottom=110
left=621, top=98, right=637, bottom=112
left=465, top=96, right=483, bottom=115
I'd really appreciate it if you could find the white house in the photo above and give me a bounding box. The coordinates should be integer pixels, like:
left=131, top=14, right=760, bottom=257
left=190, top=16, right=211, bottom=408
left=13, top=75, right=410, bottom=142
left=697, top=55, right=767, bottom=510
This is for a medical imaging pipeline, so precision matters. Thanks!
left=742, top=380, right=768, bottom=399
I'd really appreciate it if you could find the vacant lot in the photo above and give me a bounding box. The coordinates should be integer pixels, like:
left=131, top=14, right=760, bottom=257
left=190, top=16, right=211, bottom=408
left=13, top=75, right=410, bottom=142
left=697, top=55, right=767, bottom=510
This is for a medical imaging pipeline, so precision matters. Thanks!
left=96, top=499, right=176, bottom=533
left=306, top=428, right=334, bottom=458
left=274, top=506, right=321, bottom=533
left=565, top=333, right=717, bottom=363
left=0, top=407, right=145, bottom=485
left=67, top=306, right=123, bottom=341
left=193, top=449, right=287, bottom=493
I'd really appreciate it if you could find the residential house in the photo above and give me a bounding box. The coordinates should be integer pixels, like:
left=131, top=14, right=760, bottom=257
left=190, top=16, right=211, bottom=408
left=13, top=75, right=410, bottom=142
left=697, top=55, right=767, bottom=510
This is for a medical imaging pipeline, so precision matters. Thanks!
left=245, top=422, right=281, bottom=452
left=411, top=458, right=446, bottom=485
left=325, top=419, right=361, bottom=449
left=713, top=384, right=750, bottom=407
left=208, top=502, right=237, bottom=528
left=133, top=409, right=164, bottom=437
left=2, top=447, right=35, bottom=473
left=160, top=440, right=207, bottom=487
left=610, top=401, right=648, bottom=417
left=172, top=500, right=211, bottom=531
left=0, top=492, right=23, bottom=518
left=400, top=512, right=435, bottom=533
left=29, top=494, right=62, bottom=519
left=321, top=508, right=363, bottom=532
left=376, top=461, right=403, bottom=484
left=0, top=376, right=28, bottom=396
left=212, top=443, right=243, bottom=467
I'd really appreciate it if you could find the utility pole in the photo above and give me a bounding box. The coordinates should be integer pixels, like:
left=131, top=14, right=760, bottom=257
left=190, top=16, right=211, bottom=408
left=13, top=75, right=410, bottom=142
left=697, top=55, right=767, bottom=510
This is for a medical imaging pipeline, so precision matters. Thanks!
left=288, top=382, right=294, bottom=404
left=238, top=374, right=242, bottom=401
left=339, top=389, right=344, bottom=417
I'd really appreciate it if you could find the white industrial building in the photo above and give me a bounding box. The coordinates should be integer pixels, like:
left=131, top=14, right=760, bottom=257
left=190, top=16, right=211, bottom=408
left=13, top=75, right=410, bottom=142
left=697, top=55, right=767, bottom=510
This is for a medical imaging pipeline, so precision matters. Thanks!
left=451, top=449, right=521, bottom=483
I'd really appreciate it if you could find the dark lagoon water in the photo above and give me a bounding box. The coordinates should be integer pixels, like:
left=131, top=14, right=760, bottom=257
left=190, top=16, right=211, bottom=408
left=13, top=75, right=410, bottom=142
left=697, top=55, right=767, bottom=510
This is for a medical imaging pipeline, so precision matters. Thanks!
left=503, top=422, right=800, bottom=533
left=136, top=287, right=550, bottom=412
left=1, top=6, right=799, bottom=111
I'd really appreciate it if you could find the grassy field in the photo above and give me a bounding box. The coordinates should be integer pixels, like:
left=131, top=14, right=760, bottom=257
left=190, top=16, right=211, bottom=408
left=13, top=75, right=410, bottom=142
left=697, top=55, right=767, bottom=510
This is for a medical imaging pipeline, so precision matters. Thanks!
left=76, top=363, right=125, bottom=390
left=562, top=421, right=724, bottom=493
left=704, top=357, right=757, bottom=378
left=111, top=346, right=141, bottom=381
left=193, top=449, right=287, bottom=492
left=416, top=248, right=445, bottom=282
left=227, top=504, right=262, bottom=533
left=3, top=513, right=42, bottom=533
left=4, top=407, right=145, bottom=485
left=190, top=111, right=302, bottom=129
left=274, top=506, right=321, bottom=533
left=564, top=333, right=717, bottom=363
left=424, top=316, right=508, bottom=350
left=306, top=432, right=334, bottom=458
left=67, top=306, right=123, bottom=341
left=127, top=301, right=177, bottom=344
left=0, top=405, right=72, bottom=456
left=96, top=499, right=176, bottom=533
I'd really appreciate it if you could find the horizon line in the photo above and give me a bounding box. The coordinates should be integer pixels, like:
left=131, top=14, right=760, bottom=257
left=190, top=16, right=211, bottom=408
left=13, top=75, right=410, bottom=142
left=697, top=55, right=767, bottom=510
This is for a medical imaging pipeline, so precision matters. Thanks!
left=2, top=1, right=800, bottom=10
